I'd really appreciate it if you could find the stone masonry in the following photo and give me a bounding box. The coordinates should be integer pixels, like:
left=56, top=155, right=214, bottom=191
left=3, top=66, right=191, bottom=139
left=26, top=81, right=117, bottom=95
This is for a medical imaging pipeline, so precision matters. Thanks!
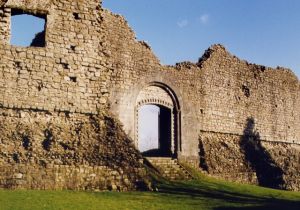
left=0, top=0, right=299, bottom=191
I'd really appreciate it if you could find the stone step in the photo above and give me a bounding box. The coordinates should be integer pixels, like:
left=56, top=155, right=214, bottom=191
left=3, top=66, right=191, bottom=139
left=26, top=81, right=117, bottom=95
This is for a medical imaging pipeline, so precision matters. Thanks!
left=145, top=157, right=193, bottom=180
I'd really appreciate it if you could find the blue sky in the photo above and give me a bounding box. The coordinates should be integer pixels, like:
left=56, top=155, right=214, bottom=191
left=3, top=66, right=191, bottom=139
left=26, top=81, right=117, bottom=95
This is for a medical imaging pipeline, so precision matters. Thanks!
left=138, top=105, right=159, bottom=152
left=103, top=0, right=300, bottom=79
left=11, top=14, right=45, bottom=46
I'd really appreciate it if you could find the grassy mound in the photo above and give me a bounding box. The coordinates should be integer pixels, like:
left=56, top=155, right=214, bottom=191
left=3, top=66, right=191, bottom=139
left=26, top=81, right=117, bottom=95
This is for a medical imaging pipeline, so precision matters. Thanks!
left=0, top=168, right=299, bottom=210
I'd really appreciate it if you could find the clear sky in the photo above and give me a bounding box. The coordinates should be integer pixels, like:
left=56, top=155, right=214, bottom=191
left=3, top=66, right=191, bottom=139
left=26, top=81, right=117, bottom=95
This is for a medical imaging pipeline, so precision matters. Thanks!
left=103, top=0, right=300, bottom=79
left=11, top=14, right=45, bottom=47
left=138, top=105, right=159, bottom=153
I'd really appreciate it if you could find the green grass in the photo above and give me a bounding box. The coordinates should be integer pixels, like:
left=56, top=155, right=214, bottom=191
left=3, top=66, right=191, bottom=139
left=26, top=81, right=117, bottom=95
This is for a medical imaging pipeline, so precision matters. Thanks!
left=0, top=171, right=299, bottom=210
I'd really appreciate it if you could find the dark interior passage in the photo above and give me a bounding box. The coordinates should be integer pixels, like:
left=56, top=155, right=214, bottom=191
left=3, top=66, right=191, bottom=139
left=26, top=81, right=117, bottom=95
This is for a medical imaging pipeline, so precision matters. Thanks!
left=158, top=106, right=172, bottom=156
left=138, top=104, right=172, bottom=157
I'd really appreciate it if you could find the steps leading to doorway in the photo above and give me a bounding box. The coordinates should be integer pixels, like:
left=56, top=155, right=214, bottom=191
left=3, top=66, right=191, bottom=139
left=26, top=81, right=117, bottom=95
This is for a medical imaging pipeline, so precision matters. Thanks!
left=145, top=157, right=193, bottom=180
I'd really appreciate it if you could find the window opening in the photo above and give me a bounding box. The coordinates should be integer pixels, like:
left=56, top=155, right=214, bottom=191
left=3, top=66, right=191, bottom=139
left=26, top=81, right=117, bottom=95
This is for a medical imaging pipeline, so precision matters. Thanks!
left=69, top=76, right=77, bottom=83
left=10, top=9, right=46, bottom=47
left=73, top=12, right=80, bottom=20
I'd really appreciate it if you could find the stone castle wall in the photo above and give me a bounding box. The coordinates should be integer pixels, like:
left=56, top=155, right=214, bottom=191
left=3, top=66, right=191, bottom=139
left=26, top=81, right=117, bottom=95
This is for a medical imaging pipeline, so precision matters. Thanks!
left=0, top=107, right=146, bottom=190
left=0, top=0, right=146, bottom=190
left=199, top=130, right=300, bottom=191
left=102, top=9, right=300, bottom=152
left=102, top=8, right=300, bottom=190
left=0, top=0, right=108, bottom=114
left=0, top=0, right=299, bottom=190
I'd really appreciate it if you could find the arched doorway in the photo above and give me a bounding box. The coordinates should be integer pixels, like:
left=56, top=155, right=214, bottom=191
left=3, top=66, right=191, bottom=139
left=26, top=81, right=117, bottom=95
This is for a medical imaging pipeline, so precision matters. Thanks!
left=135, top=83, right=181, bottom=157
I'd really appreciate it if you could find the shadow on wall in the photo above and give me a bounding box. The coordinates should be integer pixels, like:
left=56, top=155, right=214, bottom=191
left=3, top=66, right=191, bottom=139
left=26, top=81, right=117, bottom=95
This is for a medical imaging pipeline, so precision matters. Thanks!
left=199, top=140, right=209, bottom=172
left=240, top=117, right=285, bottom=189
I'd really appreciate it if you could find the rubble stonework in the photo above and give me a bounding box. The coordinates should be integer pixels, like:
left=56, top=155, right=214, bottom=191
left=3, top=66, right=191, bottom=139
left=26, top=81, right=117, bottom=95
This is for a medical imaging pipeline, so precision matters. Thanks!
left=0, top=0, right=299, bottom=191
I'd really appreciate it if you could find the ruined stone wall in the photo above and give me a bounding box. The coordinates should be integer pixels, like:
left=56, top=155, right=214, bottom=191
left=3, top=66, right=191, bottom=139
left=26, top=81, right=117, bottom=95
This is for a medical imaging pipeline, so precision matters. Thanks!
left=102, top=8, right=300, bottom=190
left=199, top=130, right=300, bottom=191
left=0, top=0, right=299, bottom=191
left=196, top=47, right=300, bottom=144
left=102, top=10, right=300, bottom=154
left=0, top=0, right=108, bottom=114
left=0, top=0, right=146, bottom=191
left=0, top=108, right=145, bottom=190
left=0, top=6, right=10, bottom=42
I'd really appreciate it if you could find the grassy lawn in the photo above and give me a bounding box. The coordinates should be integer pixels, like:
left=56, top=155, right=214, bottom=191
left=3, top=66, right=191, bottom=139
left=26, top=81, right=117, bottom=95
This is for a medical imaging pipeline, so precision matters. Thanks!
left=0, top=173, right=299, bottom=210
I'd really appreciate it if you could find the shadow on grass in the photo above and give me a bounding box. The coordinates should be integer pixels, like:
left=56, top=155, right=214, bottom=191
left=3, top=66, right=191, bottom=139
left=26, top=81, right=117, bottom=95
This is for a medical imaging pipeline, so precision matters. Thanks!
left=156, top=181, right=300, bottom=210
left=214, top=204, right=300, bottom=210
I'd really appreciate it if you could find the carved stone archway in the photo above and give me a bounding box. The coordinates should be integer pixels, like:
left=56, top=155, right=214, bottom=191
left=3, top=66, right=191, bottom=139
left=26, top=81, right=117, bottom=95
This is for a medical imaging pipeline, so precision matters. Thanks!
left=135, top=83, right=181, bottom=157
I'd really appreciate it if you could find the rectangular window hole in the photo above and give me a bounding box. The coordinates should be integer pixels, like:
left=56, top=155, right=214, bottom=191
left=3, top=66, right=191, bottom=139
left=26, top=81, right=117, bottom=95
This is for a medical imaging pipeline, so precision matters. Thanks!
left=61, top=63, right=69, bottom=69
left=73, top=12, right=80, bottom=20
left=69, top=76, right=77, bottom=83
left=11, top=8, right=46, bottom=47
left=70, top=45, right=76, bottom=51
left=14, top=61, right=22, bottom=68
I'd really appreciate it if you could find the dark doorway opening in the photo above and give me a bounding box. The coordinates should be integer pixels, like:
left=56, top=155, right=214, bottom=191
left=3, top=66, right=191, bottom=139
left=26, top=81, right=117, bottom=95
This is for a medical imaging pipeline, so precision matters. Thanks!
left=138, top=104, right=172, bottom=157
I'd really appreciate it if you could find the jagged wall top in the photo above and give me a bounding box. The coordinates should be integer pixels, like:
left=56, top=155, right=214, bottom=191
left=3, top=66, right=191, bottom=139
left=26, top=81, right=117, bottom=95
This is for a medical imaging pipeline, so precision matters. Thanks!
left=1, top=0, right=102, bottom=12
left=0, top=0, right=299, bottom=147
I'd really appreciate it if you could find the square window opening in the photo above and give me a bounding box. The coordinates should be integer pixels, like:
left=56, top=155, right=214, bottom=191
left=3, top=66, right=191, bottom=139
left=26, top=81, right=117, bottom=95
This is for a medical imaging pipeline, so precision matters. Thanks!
left=10, top=8, right=47, bottom=47
left=69, top=76, right=77, bottom=83
left=73, top=12, right=80, bottom=20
